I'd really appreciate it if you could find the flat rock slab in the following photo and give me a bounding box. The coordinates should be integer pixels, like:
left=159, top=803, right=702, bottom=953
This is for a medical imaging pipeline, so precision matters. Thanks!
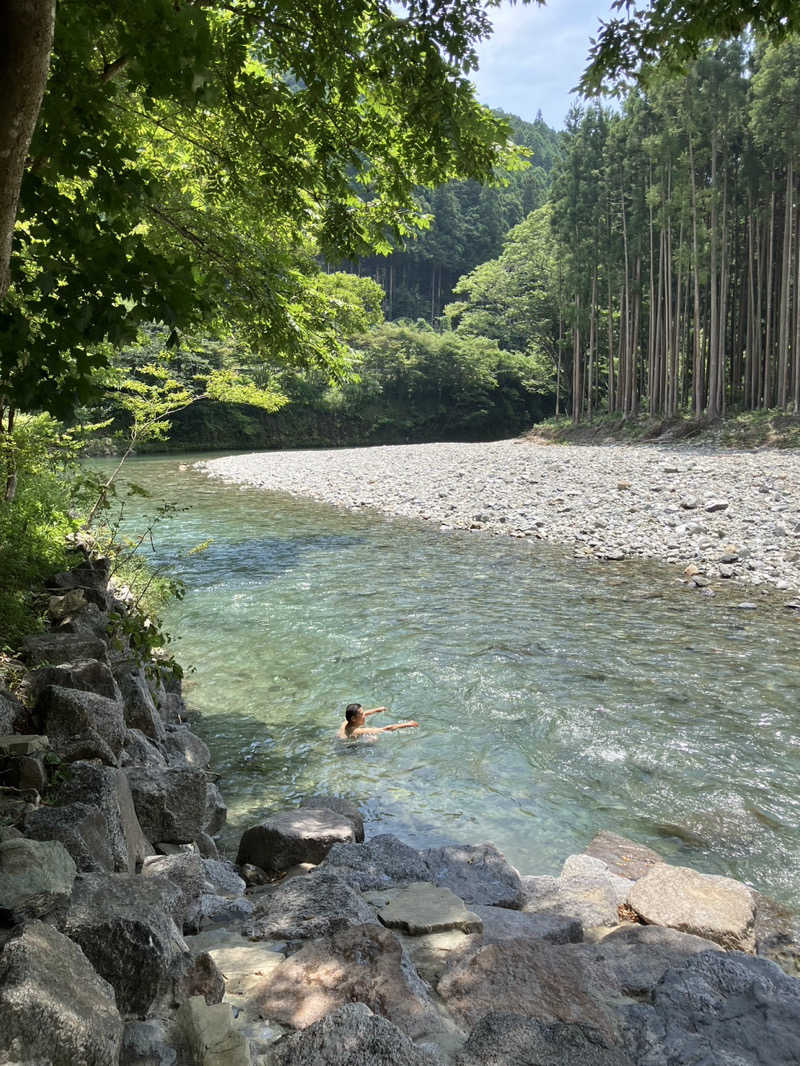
left=474, top=904, right=582, bottom=946
left=373, top=882, right=482, bottom=935
left=521, top=874, right=619, bottom=933
left=437, top=938, right=620, bottom=1041
left=0, top=920, right=122, bottom=1066
left=318, top=833, right=431, bottom=891
left=271, top=1004, right=443, bottom=1066
left=585, top=923, right=724, bottom=997
left=584, top=831, right=663, bottom=882
left=237, top=808, right=355, bottom=873
left=185, top=927, right=284, bottom=1000
left=621, top=951, right=800, bottom=1066
left=397, top=929, right=480, bottom=986
left=245, top=871, right=377, bottom=941
left=22, top=632, right=109, bottom=667
left=455, top=1011, right=633, bottom=1066
left=0, top=734, right=49, bottom=755
left=422, top=842, right=524, bottom=909
left=253, top=922, right=443, bottom=1042
left=628, top=862, right=756, bottom=952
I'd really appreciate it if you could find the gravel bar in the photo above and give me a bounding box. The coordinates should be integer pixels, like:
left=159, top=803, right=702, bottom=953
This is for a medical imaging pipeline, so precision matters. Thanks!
left=197, top=440, right=800, bottom=602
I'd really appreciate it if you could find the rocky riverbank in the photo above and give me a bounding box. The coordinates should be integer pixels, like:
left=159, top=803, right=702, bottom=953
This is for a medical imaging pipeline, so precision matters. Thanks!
left=198, top=440, right=800, bottom=601
left=2, top=552, right=800, bottom=1064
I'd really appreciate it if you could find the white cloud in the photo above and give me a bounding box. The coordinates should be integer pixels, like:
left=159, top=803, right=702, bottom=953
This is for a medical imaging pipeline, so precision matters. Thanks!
left=471, top=0, right=616, bottom=127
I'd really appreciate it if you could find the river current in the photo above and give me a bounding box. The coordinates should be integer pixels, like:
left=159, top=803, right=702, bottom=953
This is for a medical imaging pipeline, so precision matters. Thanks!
left=106, top=454, right=800, bottom=907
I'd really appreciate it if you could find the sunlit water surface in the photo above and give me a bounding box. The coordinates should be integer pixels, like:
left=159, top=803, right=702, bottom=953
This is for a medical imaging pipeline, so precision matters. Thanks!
left=102, top=455, right=800, bottom=907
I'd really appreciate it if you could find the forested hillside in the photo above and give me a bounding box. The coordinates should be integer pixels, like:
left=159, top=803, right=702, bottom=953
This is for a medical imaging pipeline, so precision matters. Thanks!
left=353, top=111, right=561, bottom=322
left=449, top=37, right=800, bottom=424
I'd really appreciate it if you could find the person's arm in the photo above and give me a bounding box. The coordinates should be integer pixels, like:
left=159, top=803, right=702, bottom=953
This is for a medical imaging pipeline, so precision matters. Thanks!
left=352, top=720, right=419, bottom=736
left=363, top=706, right=387, bottom=717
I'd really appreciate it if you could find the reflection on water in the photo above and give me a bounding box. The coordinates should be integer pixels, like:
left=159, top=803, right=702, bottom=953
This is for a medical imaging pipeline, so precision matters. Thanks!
left=103, top=455, right=800, bottom=907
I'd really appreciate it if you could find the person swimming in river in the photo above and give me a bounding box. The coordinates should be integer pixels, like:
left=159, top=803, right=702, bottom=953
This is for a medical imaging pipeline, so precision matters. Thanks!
left=337, top=702, right=419, bottom=740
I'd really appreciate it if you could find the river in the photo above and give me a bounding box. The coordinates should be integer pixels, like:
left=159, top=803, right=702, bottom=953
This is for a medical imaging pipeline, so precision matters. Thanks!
left=104, top=454, right=800, bottom=908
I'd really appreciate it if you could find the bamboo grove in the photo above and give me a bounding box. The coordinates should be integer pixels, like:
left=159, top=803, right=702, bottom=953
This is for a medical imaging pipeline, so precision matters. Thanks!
left=550, top=36, right=800, bottom=422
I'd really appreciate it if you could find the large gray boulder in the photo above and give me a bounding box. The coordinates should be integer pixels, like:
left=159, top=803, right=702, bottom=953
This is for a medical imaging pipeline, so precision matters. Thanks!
left=37, top=684, right=125, bottom=765
left=521, top=873, right=620, bottom=933
left=318, top=833, right=431, bottom=891
left=252, top=923, right=444, bottom=1041
left=25, top=801, right=115, bottom=872
left=116, top=667, right=167, bottom=742
left=54, top=760, right=153, bottom=872
left=65, top=871, right=191, bottom=1015
left=126, top=765, right=209, bottom=844
left=584, top=923, right=724, bottom=997
left=245, top=871, right=377, bottom=942
left=121, top=727, right=168, bottom=768
left=47, top=556, right=111, bottom=609
left=422, top=843, right=524, bottom=909
left=437, top=939, right=620, bottom=1040
left=142, top=851, right=212, bottom=934
left=584, top=830, right=664, bottom=881
left=560, top=854, right=632, bottom=906
left=202, top=858, right=245, bottom=897
left=163, top=724, right=210, bottom=769
left=621, top=951, right=800, bottom=1065
left=301, top=794, right=365, bottom=842
left=474, top=904, right=582, bottom=946
left=0, top=684, right=31, bottom=734
left=29, top=657, right=121, bottom=703
left=270, top=1004, right=443, bottom=1066
left=0, top=920, right=122, bottom=1066
left=628, top=862, right=756, bottom=952
left=0, top=836, right=76, bottom=924
left=236, top=807, right=355, bottom=874
left=22, top=631, right=109, bottom=668
left=455, top=1012, right=633, bottom=1066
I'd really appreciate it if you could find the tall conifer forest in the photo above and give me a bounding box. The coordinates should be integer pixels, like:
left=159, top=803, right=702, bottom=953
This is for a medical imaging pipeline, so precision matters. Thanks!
left=371, top=36, right=800, bottom=426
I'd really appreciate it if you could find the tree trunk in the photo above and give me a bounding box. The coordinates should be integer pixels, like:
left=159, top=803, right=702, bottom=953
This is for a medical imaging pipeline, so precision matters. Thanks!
left=778, top=158, right=794, bottom=408
left=764, top=186, right=776, bottom=408
left=0, top=0, right=55, bottom=303
left=689, top=134, right=703, bottom=416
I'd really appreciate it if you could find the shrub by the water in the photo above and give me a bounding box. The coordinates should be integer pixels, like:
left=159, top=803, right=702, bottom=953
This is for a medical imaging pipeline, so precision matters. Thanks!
left=0, top=416, right=80, bottom=648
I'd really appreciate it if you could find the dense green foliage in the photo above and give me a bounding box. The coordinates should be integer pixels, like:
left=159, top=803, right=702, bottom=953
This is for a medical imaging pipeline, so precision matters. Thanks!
left=118, top=321, right=551, bottom=449
left=0, top=418, right=79, bottom=646
left=442, top=36, right=800, bottom=425
left=582, top=0, right=800, bottom=92
left=1, top=1, right=531, bottom=423
left=354, top=111, right=562, bottom=322
left=548, top=37, right=800, bottom=421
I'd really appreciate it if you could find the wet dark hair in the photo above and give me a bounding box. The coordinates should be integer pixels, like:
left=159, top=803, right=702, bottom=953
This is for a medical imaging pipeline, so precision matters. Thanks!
left=345, top=703, right=363, bottom=723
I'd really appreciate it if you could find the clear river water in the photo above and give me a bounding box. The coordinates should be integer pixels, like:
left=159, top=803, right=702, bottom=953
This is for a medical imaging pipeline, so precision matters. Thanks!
left=106, top=454, right=800, bottom=908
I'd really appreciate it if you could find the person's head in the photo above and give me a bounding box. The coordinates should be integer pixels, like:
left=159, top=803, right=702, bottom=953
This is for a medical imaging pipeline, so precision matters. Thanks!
left=345, top=702, right=365, bottom=727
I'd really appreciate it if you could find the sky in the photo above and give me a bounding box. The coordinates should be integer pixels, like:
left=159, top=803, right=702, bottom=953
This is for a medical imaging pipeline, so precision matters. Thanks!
left=470, top=0, right=618, bottom=129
